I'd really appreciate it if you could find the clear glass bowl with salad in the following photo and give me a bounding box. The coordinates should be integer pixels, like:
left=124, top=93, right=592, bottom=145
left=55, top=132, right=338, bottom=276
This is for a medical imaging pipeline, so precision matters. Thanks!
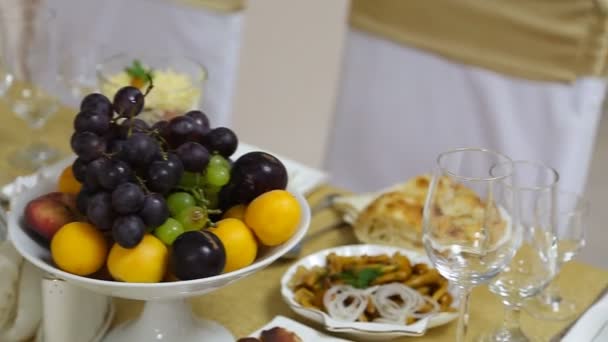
left=97, top=54, right=207, bottom=123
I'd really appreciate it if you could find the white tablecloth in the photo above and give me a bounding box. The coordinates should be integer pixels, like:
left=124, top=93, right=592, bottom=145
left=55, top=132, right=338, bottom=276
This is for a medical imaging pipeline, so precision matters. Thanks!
left=563, top=290, right=608, bottom=341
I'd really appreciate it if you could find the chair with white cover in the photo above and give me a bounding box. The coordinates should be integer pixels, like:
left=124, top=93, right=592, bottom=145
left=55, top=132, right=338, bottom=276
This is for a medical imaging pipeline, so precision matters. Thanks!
left=325, top=0, right=608, bottom=196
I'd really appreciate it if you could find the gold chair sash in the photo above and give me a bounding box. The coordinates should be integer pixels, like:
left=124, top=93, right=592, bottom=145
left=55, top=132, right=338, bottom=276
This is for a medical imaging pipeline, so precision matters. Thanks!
left=350, top=0, right=608, bottom=82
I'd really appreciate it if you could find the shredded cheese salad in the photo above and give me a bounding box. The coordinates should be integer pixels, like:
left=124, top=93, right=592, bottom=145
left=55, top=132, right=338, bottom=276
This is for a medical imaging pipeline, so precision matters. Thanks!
left=101, top=69, right=203, bottom=114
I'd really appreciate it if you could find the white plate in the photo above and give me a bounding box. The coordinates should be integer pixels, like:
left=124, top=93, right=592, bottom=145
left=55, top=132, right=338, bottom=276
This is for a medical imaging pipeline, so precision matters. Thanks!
left=248, top=316, right=352, bottom=341
left=280, top=244, right=459, bottom=341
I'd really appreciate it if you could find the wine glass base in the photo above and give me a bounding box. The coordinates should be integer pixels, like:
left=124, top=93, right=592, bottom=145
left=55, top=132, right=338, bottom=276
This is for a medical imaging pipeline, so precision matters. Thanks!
left=525, top=296, right=578, bottom=321
left=476, top=328, right=540, bottom=342
left=102, top=299, right=234, bottom=342
left=9, top=143, right=59, bottom=172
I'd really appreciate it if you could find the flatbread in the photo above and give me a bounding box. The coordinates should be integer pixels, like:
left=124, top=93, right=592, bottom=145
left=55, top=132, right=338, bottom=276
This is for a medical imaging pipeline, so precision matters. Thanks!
left=352, top=175, right=431, bottom=250
left=341, top=175, right=506, bottom=249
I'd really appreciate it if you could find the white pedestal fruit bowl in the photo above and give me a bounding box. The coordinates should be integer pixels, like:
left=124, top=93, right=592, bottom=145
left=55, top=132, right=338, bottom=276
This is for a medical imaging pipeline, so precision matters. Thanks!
left=7, top=162, right=311, bottom=342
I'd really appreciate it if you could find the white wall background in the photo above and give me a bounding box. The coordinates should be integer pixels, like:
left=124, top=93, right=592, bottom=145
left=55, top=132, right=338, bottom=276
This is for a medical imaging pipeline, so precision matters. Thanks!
left=231, top=0, right=350, bottom=168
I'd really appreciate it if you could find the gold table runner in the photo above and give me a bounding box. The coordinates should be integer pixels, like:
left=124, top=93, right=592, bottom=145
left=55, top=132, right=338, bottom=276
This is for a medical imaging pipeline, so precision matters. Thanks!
left=0, top=104, right=73, bottom=186
left=1, top=107, right=607, bottom=341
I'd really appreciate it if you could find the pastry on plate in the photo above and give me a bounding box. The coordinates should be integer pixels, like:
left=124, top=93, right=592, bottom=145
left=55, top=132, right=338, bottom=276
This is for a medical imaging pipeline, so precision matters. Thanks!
left=340, top=175, right=506, bottom=249
left=350, top=175, right=431, bottom=249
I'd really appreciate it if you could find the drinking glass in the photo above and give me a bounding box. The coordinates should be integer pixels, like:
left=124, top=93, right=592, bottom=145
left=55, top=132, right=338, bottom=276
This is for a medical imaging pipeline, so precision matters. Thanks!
left=0, top=5, right=60, bottom=171
left=57, top=47, right=99, bottom=108
left=422, top=148, right=518, bottom=342
left=479, top=160, right=559, bottom=342
left=525, top=190, right=588, bottom=320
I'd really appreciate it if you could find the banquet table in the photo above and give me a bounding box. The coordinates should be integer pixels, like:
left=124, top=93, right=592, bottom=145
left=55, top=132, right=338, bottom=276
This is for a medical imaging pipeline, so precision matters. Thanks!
left=1, top=107, right=608, bottom=341
left=109, top=186, right=608, bottom=341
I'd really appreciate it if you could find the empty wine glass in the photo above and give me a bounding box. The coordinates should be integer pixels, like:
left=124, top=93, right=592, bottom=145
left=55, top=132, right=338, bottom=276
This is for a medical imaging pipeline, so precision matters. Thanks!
left=525, top=190, right=589, bottom=321
left=479, top=160, right=559, bottom=342
left=0, top=5, right=60, bottom=171
left=422, top=148, right=518, bottom=342
left=57, top=46, right=99, bottom=108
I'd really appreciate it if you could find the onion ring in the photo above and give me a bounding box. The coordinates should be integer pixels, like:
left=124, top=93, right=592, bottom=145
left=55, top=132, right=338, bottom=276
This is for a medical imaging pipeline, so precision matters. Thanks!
left=372, top=283, right=421, bottom=322
left=323, top=283, right=440, bottom=324
left=411, top=295, right=440, bottom=319
left=323, top=285, right=368, bottom=322
left=322, top=283, right=442, bottom=325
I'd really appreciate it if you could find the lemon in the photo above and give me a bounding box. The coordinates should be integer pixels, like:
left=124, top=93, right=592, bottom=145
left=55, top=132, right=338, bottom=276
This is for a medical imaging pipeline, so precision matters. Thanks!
left=57, top=165, right=82, bottom=194
left=244, top=190, right=301, bottom=246
left=212, top=218, right=258, bottom=273
left=107, top=234, right=168, bottom=283
left=51, top=222, right=108, bottom=276
left=222, top=204, right=247, bottom=221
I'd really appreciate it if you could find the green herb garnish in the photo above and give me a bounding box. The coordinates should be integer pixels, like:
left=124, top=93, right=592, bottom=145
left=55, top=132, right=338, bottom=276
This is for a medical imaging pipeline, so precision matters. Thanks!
left=125, top=59, right=154, bottom=84
left=336, top=268, right=382, bottom=289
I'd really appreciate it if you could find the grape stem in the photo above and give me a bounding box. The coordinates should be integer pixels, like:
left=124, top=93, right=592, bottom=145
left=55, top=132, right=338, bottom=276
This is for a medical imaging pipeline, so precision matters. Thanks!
left=127, top=116, right=135, bottom=137
left=184, top=187, right=206, bottom=205
left=143, top=73, right=154, bottom=97
left=150, top=129, right=170, bottom=158
left=174, top=185, right=212, bottom=209
left=135, top=176, right=151, bottom=194
left=173, top=185, right=222, bottom=227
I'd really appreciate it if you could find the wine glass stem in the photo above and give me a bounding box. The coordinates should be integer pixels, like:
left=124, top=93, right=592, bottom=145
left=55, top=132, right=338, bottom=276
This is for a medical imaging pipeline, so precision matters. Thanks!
left=456, top=286, right=472, bottom=342
left=502, top=305, right=522, bottom=331
left=542, top=272, right=562, bottom=304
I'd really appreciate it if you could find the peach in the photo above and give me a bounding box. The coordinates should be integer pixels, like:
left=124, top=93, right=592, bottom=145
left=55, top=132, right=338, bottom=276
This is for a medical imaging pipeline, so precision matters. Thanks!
left=24, top=192, right=80, bottom=243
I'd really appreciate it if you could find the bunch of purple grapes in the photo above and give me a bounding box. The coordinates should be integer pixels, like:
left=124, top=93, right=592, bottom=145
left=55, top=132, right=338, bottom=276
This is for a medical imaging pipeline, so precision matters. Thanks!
left=70, top=85, right=238, bottom=249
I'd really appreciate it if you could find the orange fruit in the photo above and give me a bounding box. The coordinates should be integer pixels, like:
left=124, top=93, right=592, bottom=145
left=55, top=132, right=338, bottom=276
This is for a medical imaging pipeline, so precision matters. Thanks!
left=107, top=234, right=168, bottom=283
left=222, top=204, right=247, bottom=221
left=51, top=222, right=108, bottom=276
left=244, top=190, right=301, bottom=246
left=58, top=165, right=82, bottom=194
left=212, top=218, right=258, bottom=273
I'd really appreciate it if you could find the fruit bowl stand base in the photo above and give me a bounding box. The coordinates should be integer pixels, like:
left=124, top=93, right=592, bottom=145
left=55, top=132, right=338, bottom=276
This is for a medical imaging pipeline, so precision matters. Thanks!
left=103, top=298, right=234, bottom=342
